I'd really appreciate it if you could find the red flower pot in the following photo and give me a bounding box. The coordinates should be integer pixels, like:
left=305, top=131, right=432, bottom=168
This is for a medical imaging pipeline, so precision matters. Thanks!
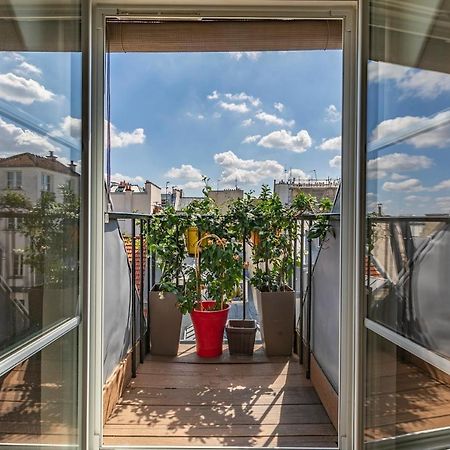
left=190, top=300, right=230, bottom=357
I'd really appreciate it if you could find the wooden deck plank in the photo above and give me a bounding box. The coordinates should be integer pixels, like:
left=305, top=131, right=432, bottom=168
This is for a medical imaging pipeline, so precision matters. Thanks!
left=103, top=435, right=339, bottom=447
left=104, top=347, right=337, bottom=447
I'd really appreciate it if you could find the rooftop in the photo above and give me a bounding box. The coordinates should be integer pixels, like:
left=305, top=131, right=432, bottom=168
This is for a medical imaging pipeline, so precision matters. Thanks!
left=0, top=152, right=79, bottom=177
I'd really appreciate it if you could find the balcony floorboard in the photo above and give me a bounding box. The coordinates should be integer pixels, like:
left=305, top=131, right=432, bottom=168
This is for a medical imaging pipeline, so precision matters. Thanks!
left=103, top=343, right=338, bottom=448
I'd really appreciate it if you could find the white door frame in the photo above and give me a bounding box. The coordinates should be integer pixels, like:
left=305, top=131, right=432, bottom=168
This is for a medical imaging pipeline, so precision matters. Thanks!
left=89, top=3, right=362, bottom=449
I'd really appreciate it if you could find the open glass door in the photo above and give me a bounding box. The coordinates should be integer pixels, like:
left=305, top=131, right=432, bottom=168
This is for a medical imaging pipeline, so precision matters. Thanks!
left=0, top=0, right=86, bottom=447
left=363, top=0, right=450, bottom=448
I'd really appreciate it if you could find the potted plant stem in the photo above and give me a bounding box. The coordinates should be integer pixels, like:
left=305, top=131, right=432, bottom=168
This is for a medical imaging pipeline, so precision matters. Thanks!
left=250, top=186, right=297, bottom=356
left=147, top=206, right=189, bottom=356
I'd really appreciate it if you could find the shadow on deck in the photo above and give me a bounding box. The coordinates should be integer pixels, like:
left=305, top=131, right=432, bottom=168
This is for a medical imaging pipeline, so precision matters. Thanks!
left=103, top=343, right=338, bottom=447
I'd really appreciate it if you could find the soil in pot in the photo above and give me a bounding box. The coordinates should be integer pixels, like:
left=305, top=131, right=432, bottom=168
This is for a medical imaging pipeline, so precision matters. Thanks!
left=190, top=300, right=230, bottom=357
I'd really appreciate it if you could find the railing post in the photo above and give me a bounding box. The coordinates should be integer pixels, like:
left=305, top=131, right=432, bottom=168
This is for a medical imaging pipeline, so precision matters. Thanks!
left=306, top=219, right=313, bottom=379
left=139, top=219, right=145, bottom=363
left=299, top=219, right=305, bottom=365
left=242, top=230, right=246, bottom=320
left=146, top=217, right=151, bottom=353
left=131, top=219, right=137, bottom=378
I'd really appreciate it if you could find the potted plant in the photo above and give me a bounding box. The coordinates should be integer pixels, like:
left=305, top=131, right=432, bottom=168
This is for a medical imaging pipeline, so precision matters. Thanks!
left=147, top=206, right=189, bottom=356
left=178, top=188, right=243, bottom=357
left=250, top=186, right=296, bottom=356
left=224, top=193, right=257, bottom=355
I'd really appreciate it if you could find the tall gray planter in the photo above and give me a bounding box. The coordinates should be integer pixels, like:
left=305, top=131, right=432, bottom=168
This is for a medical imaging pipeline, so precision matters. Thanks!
left=256, top=288, right=295, bottom=356
left=149, top=288, right=182, bottom=356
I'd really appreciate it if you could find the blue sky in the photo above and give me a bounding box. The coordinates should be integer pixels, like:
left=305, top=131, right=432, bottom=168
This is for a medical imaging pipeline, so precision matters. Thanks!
left=108, top=50, right=343, bottom=194
left=1, top=49, right=450, bottom=215
left=366, top=61, right=450, bottom=215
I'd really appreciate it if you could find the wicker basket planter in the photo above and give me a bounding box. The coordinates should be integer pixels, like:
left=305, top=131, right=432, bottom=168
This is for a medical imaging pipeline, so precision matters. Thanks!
left=226, top=319, right=257, bottom=355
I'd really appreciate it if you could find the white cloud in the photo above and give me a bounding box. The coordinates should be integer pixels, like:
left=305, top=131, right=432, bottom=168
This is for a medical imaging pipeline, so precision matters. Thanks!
left=186, top=112, right=205, bottom=120
left=107, top=123, right=146, bottom=148
left=0, top=73, right=54, bottom=104
left=213, top=112, right=222, bottom=119
left=0, top=117, right=59, bottom=157
left=325, top=104, right=341, bottom=122
left=436, top=196, right=450, bottom=211
left=110, top=173, right=145, bottom=185
left=15, top=61, right=42, bottom=77
left=179, top=180, right=206, bottom=190
left=405, top=195, right=431, bottom=203
left=241, top=118, right=254, bottom=127
left=224, top=92, right=261, bottom=108
left=318, top=136, right=341, bottom=151
left=258, top=129, right=312, bottom=153
left=371, top=111, right=450, bottom=150
left=430, top=179, right=450, bottom=191
left=166, top=164, right=203, bottom=181
left=255, top=111, right=295, bottom=128
left=242, top=135, right=261, bottom=144
left=368, top=61, right=450, bottom=99
left=218, top=101, right=249, bottom=114
left=390, top=173, right=408, bottom=181
left=274, top=102, right=284, bottom=112
left=50, top=116, right=82, bottom=140
left=214, top=150, right=284, bottom=185
left=290, top=168, right=308, bottom=179
left=229, top=52, right=261, bottom=61
left=382, top=178, right=424, bottom=192
left=367, top=153, right=433, bottom=179
left=329, top=155, right=341, bottom=168
left=207, top=90, right=219, bottom=100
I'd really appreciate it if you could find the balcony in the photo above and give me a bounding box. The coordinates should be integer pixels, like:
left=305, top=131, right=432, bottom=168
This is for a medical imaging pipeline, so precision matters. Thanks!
left=101, top=204, right=450, bottom=448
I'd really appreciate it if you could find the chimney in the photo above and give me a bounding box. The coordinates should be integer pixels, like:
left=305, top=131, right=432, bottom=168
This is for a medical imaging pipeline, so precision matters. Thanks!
left=69, top=160, right=77, bottom=172
left=47, top=150, right=57, bottom=161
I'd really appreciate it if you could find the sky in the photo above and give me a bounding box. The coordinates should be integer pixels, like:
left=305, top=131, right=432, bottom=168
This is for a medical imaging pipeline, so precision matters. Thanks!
left=108, top=50, right=343, bottom=194
left=0, top=48, right=450, bottom=215
left=366, top=61, right=450, bottom=215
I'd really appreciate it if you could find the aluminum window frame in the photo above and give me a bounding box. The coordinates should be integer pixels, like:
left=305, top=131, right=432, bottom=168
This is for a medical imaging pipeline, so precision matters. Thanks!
left=91, top=3, right=360, bottom=450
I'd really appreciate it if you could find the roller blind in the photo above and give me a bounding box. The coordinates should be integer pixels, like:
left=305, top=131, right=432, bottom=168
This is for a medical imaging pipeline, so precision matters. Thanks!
left=106, top=20, right=342, bottom=53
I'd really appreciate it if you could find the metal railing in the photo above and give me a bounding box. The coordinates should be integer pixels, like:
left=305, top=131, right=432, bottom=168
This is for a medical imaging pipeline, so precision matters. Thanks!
left=107, top=211, right=154, bottom=378
left=106, top=210, right=342, bottom=379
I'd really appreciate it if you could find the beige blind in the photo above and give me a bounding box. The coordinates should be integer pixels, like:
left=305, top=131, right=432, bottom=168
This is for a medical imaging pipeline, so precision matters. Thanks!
left=106, top=20, right=342, bottom=53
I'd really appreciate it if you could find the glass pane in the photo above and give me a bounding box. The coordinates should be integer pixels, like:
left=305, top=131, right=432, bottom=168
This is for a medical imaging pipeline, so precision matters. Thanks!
left=0, top=1, right=82, bottom=357
left=0, top=329, right=79, bottom=445
left=365, top=0, right=450, bottom=445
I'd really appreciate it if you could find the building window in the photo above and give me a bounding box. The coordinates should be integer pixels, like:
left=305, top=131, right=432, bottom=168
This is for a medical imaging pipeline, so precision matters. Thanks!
left=41, top=173, right=52, bottom=192
left=13, top=253, right=23, bottom=277
left=7, top=217, right=23, bottom=231
left=7, top=171, right=22, bottom=190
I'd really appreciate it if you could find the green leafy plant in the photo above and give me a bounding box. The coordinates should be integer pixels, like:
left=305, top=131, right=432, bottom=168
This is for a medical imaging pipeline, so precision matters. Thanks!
left=249, top=186, right=295, bottom=292
left=147, top=205, right=191, bottom=294
left=22, top=186, right=80, bottom=288
left=305, top=196, right=335, bottom=241
left=177, top=184, right=243, bottom=314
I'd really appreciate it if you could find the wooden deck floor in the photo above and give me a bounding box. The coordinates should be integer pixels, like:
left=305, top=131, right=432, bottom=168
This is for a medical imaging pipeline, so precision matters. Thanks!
left=103, top=344, right=338, bottom=447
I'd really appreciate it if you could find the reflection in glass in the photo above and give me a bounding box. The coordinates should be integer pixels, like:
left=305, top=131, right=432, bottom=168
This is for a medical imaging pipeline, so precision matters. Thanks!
left=0, top=1, right=82, bottom=356
left=0, top=329, right=79, bottom=445
left=365, top=331, right=450, bottom=442
left=365, top=0, right=450, bottom=446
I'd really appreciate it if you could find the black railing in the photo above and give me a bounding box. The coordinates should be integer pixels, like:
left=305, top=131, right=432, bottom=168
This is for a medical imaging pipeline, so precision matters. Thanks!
left=107, top=210, right=343, bottom=379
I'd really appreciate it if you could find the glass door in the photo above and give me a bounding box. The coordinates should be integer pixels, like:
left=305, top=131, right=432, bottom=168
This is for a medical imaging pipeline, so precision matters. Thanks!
left=364, top=0, right=450, bottom=448
left=0, top=0, right=85, bottom=447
